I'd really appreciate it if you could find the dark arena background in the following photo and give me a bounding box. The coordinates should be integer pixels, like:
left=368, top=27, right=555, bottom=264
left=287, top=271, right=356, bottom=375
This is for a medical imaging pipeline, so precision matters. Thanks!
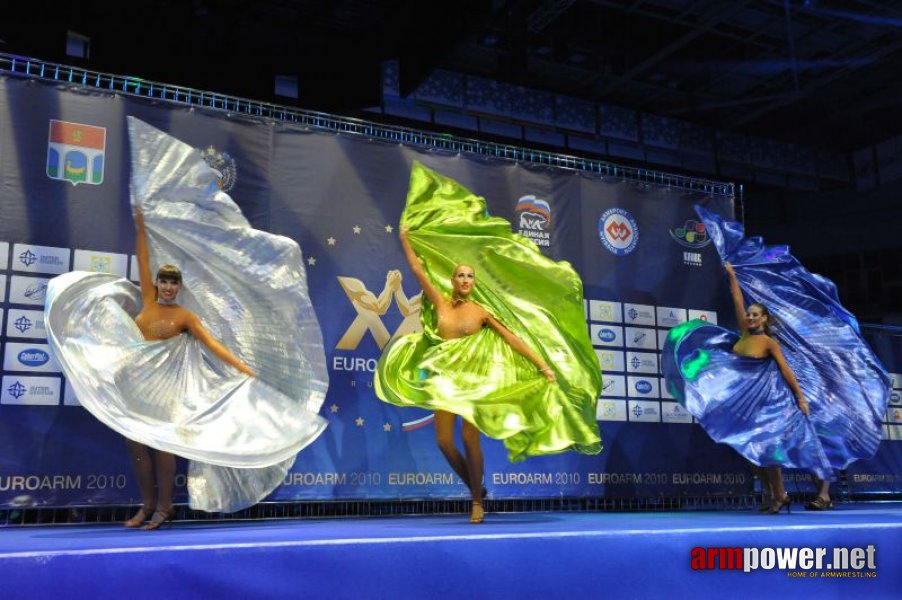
left=1, top=2, right=901, bottom=598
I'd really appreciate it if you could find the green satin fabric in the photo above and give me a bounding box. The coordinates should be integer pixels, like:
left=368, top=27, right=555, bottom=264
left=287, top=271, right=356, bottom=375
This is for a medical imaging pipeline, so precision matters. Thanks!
left=375, top=162, right=602, bottom=461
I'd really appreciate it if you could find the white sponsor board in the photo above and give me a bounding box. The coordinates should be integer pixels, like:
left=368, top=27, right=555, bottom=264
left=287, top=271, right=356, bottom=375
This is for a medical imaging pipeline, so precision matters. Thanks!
left=657, top=329, right=670, bottom=350
left=130, top=255, right=140, bottom=282
left=660, top=378, right=676, bottom=400
left=8, top=276, right=51, bottom=306
left=597, top=399, right=627, bottom=422
left=688, top=309, right=718, bottom=325
left=625, top=351, right=658, bottom=374
left=0, top=241, right=8, bottom=269
left=11, top=244, right=70, bottom=275
left=589, top=300, right=622, bottom=323
left=624, top=326, right=656, bottom=350
left=595, top=349, right=625, bottom=373
left=1, top=375, right=61, bottom=405
left=623, top=303, right=655, bottom=327
left=661, top=402, right=693, bottom=424
left=590, top=324, right=623, bottom=347
left=655, top=306, right=687, bottom=328
left=890, top=373, right=902, bottom=390
left=3, top=342, right=61, bottom=373
left=74, top=249, right=128, bottom=276
left=627, top=375, right=659, bottom=398
left=64, top=379, right=81, bottom=407
left=627, top=400, right=661, bottom=422
left=5, top=308, right=47, bottom=339
left=600, top=374, right=626, bottom=397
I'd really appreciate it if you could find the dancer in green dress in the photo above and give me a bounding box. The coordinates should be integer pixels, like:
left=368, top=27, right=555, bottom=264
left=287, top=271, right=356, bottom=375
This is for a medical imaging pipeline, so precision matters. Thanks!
left=376, top=162, right=601, bottom=524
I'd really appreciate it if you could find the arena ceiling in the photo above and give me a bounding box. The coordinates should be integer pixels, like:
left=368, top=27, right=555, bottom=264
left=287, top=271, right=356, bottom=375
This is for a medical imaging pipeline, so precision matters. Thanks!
left=3, top=0, right=902, bottom=152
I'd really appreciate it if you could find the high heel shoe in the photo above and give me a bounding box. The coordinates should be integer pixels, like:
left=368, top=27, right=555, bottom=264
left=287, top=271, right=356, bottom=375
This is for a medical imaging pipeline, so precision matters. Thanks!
left=766, top=495, right=791, bottom=515
left=469, top=501, right=485, bottom=524
left=805, top=497, right=834, bottom=511
left=142, top=507, right=176, bottom=531
left=124, top=505, right=154, bottom=528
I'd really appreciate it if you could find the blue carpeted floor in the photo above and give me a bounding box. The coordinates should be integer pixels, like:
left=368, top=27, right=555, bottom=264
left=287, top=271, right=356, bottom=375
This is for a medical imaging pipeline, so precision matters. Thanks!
left=1, top=503, right=900, bottom=599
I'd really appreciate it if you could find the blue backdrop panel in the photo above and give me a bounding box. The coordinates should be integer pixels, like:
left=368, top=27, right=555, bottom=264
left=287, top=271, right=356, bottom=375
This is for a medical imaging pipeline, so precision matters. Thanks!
left=1, top=74, right=895, bottom=508
left=846, top=328, right=902, bottom=494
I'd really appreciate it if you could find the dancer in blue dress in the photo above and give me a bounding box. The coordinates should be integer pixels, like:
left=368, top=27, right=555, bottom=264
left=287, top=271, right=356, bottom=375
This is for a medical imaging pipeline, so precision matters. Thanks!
left=663, top=206, right=890, bottom=512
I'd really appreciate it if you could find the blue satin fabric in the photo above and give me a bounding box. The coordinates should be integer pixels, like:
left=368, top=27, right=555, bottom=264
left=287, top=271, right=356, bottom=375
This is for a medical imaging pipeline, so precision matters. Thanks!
left=662, top=320, right=833, bottom=479
left=662, top=206, right=891, bottom=475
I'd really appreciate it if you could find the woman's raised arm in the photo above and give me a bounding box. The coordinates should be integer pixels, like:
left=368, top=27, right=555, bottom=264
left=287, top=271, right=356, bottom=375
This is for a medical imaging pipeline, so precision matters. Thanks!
left=399, top=227, right=443, bottom=308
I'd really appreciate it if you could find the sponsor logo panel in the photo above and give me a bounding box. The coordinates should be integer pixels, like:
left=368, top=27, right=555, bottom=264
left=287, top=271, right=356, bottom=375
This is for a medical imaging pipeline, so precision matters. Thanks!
left=625, top=351, right=658, bottom=374
left=624, top=326, right=656, bottom=350
left=598, top=208, right=639, bottom=256
left=886, top=424, right=902, bottom=441
left=657, top=329, right=670, bottom=350
left=889, top=390, right=901, bottom=406
left=12, top=244, right=70, bottom=275
left=627, top=375, right=659, bottom=398
left=3, top=342, right=60, bottom=373
left=8, top=276, right=50, bottom=306
left=670, top=218, right=710, bottom=248
left=682, top=252, right=702, bottom=267
left=661, top=402, right=693, bottom=424
left=73, top=250, right=128, bottom=276
left=660, top=378, right=676, bottom=400
left=5, top=309, right=47, bottom=339
left=600, top=374, right=626, bottom=397
left=595, top=349, right=625, bottom=373
left=628, top=400, right=661, bottom=423
left=623, top=303, right=655, bottom=326
left=0, top=274, right=6, bottom=302
left=515, top=195, right=552, bottom=247
left=688, top=309, right=718, bottom=325
left=588, top=300, right=622, bottom=323
left=0, top=241, right=8, bottom=269
left=130, top=255, right=140, bottom=282
left=590, top=324, right=623, bottom=347
left=1, top=376, right=61, bottom=405
left=656, top=306, right=688, bottom=329
left=64, top=379, right=81, bottom=407
left=887, top=407, right=902, bottom=424
left=597, top=399, right=627, bottom=422
left=890, top=372, right=902, bottom=390
left=46, top=120, right=106, bottom=186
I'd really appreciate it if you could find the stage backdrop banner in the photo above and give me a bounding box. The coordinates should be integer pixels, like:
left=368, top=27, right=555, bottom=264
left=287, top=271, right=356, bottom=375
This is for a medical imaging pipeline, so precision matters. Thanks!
left=6, top=75, right=889, bottom=508
left=845, top=327, right=902, bottom=495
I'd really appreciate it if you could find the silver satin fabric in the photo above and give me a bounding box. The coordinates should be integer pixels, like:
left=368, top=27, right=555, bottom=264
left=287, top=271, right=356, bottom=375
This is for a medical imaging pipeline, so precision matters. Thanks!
left=44, top=117, right=328, bottom=512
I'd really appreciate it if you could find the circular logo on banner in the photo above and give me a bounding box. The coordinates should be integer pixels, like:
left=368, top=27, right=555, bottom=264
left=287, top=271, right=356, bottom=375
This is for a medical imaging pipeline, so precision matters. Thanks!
left=598, top=208, right=639, bottom=255
left=199, top=146, right=238, bottom=192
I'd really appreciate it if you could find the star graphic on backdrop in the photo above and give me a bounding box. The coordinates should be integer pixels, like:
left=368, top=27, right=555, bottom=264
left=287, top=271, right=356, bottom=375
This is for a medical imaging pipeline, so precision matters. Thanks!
left=355, top=417, right=365, bottom=427
left=383, top=423, right=392, bottom=432
left=329, top=404, right=339, bottom=413
left=327, top=236, right=336, bottom=246
left=307, top=257, right=317, bottom=266
left=353, top=225, right=362, bottom=235
left=384, top=225, right=394, bottom=233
